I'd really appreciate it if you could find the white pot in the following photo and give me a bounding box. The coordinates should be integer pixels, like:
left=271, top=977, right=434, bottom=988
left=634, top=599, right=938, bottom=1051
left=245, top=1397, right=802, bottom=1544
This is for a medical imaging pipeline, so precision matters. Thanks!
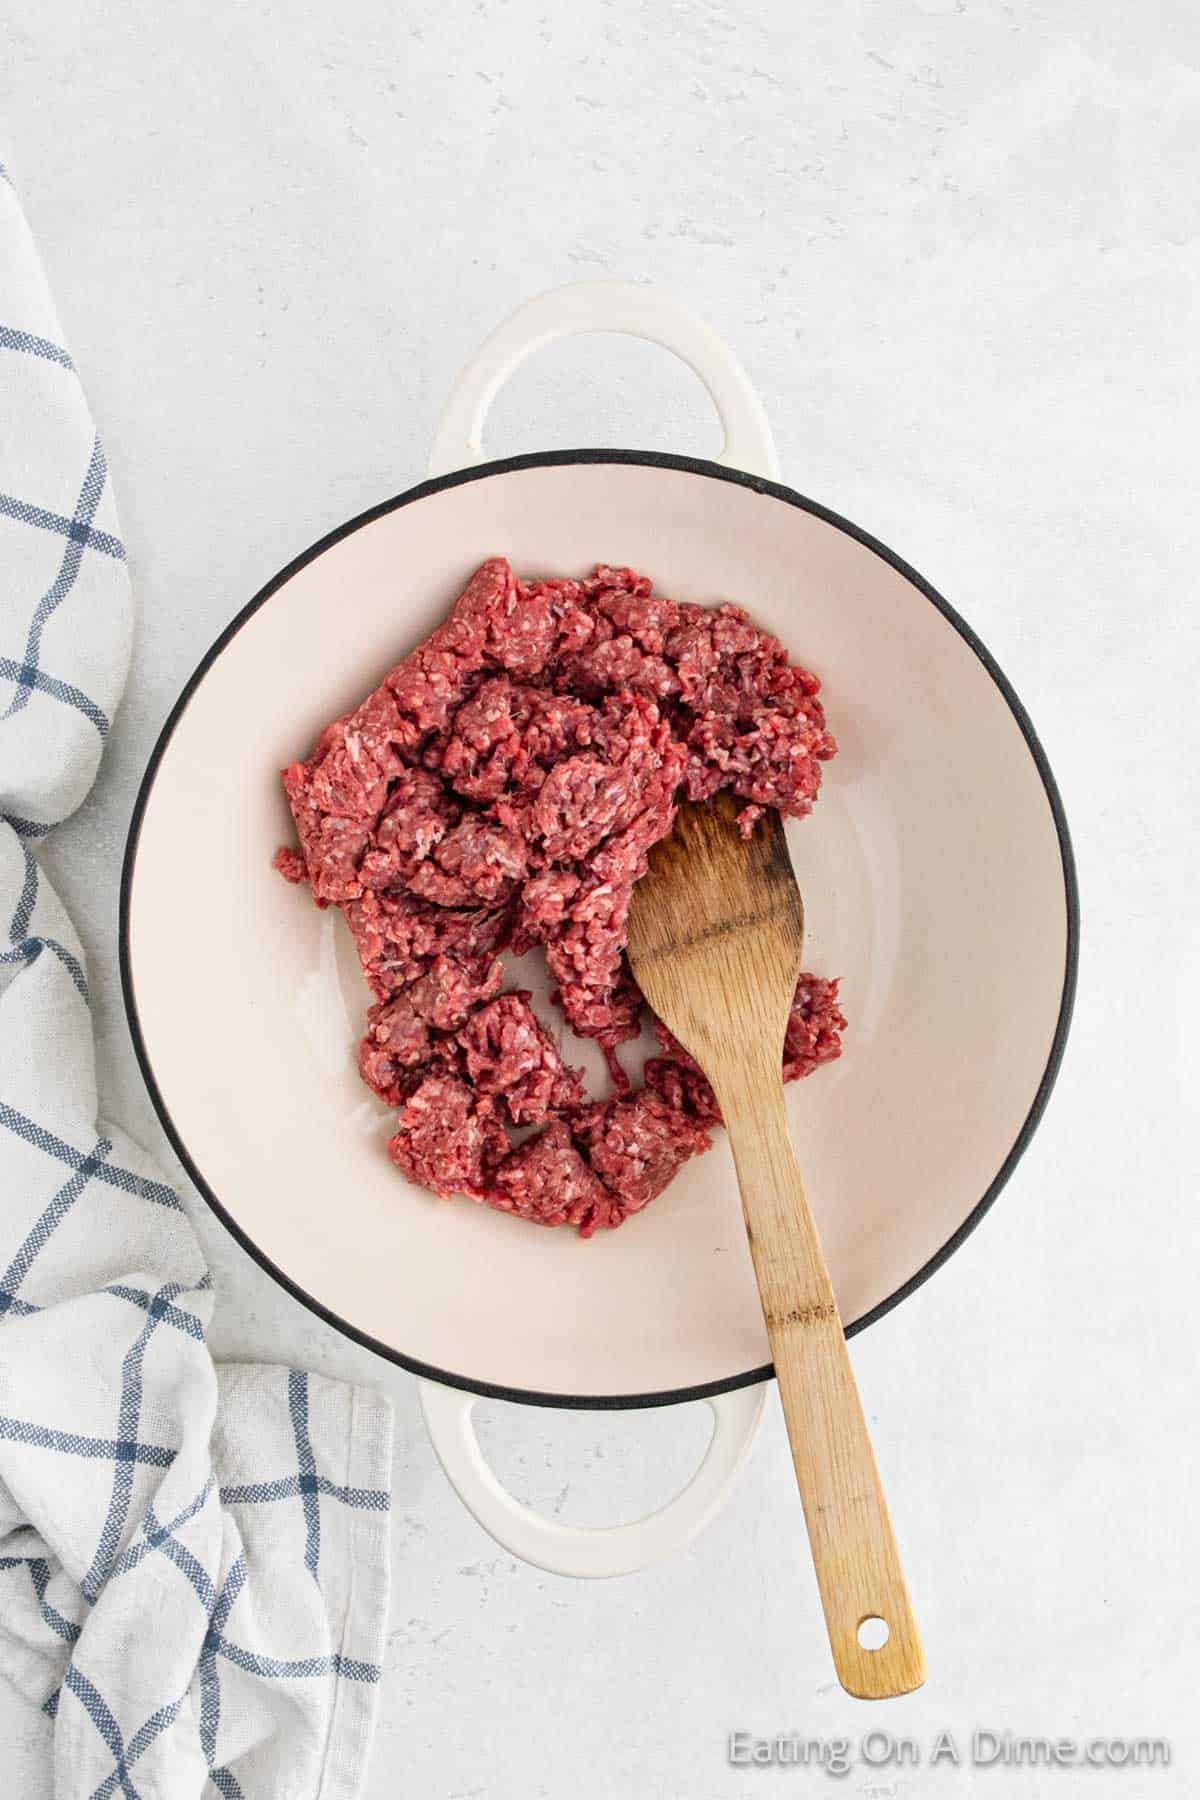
left=121, top=282, right=1077, bottom=1579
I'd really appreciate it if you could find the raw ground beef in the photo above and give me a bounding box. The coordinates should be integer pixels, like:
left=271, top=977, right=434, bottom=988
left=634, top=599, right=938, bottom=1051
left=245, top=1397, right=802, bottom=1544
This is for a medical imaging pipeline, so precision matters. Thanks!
left=276, top=559, right=845, bottom=1235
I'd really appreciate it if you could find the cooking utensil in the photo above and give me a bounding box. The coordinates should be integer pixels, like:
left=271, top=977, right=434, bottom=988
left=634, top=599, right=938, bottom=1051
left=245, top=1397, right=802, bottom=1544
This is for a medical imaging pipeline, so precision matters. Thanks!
left=627, top=793, right=924, bottom=1696
left=121, top=281, right=1077, bottom=1580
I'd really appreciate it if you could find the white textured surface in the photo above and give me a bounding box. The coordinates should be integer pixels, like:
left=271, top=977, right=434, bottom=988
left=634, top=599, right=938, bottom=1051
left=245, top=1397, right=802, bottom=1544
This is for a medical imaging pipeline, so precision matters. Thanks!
left=3, top=2, right=1198, bottom=1795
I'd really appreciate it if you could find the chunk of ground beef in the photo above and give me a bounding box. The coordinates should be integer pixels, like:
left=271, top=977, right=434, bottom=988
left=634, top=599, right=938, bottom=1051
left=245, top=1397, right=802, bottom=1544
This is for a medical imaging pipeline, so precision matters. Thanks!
left=279, top=560, right=842, bottom=1232
left=460, top=993, right=584, bottom=1125
left=387, top=1076, right=507, bottom=1200
left=491, top=1122, right=618, bottom=1233
left=571, top=1089, right=713, bottom=1216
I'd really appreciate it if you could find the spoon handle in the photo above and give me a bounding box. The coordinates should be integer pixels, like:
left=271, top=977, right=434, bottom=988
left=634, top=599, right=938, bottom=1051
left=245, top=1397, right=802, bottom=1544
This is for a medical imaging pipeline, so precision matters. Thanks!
left=718, top=1066, right=925, bottom=1699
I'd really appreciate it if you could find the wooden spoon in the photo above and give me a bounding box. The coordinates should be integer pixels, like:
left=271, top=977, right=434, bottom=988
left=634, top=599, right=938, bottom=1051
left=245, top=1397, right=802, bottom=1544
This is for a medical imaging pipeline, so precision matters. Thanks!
left=626, top=792, right=924, bottom=1699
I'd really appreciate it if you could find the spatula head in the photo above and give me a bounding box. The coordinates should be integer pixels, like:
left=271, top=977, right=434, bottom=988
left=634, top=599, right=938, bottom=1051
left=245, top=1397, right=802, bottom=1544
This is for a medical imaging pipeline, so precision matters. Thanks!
left=627, top=793, right=806, bottom=1083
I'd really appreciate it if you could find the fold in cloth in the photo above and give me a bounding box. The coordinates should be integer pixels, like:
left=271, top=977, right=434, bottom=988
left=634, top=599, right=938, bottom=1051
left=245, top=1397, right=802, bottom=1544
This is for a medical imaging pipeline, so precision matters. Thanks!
left=0, top=159, right=393, bottom=1799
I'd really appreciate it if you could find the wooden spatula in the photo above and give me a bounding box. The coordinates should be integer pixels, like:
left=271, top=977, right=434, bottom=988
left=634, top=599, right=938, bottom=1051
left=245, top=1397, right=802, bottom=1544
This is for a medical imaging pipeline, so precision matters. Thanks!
left=626, top=792, right=924, bottom=1699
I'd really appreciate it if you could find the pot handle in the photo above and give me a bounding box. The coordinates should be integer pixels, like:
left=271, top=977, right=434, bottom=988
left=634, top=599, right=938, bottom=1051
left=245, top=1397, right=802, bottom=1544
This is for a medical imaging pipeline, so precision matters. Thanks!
left=417, top=1376, right=765, bottom=1578
left=427, top=280, right=779, bottom=482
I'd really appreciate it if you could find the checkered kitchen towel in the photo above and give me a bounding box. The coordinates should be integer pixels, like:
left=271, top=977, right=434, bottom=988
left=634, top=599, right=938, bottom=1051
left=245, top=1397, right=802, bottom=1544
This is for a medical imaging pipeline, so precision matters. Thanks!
left=0, top=164, right=393, bottom=1797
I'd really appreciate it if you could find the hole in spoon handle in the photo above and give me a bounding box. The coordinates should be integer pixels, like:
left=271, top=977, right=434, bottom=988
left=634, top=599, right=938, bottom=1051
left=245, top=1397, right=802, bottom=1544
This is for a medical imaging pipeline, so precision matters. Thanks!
left=857, top=1616, right=890, bottom=1652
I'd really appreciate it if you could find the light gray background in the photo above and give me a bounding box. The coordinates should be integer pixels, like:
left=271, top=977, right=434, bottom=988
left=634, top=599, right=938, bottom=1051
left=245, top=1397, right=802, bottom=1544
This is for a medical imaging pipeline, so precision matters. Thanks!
left=4, top=1, right=1198, bottom=1795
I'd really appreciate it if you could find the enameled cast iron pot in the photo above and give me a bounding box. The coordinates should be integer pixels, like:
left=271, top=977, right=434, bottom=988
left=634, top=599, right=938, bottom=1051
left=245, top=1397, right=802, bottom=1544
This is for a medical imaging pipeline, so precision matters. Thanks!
left=121, top=284, right=1077, bottom=1577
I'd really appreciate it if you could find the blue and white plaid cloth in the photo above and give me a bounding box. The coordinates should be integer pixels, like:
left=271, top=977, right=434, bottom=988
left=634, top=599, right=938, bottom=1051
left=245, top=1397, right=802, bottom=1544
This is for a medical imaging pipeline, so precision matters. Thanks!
left=0, top=163, right=393, bottom=1798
